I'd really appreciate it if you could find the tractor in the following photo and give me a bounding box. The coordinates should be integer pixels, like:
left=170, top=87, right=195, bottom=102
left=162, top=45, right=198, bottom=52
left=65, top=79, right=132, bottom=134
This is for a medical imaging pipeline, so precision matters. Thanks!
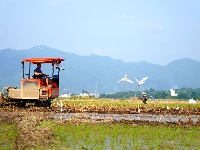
left=0, top=58, right=65, bottom=106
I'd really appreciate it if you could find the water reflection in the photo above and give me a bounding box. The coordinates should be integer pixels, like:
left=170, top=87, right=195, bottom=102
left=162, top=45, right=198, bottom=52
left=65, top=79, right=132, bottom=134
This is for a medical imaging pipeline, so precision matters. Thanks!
left=53, top=113, right=200, bottom=123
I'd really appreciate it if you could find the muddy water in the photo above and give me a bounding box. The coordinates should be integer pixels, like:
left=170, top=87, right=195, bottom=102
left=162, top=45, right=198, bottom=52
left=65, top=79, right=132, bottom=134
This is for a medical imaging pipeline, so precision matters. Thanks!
left=53, top=112, right=200, bottom=123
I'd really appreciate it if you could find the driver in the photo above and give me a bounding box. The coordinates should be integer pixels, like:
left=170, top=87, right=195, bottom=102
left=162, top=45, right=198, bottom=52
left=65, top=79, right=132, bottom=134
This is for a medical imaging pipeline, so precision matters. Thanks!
left=34, top=63, right=47, bottom=78
left=34, top=63, right=49, bottom=85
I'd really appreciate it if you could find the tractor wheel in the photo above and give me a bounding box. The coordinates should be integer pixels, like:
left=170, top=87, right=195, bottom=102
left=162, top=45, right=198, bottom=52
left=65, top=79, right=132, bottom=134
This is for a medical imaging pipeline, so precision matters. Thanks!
left=20, top=102, right=26, bottom=107
left=46, top=100, right=52, bottom=107
left=15, top=102, right=26, bottom=107
left=35, top=100, right=42, bottom=107
left=35, top=100, right=52, bottom=107
left=43, top=100, right=52, bottom=107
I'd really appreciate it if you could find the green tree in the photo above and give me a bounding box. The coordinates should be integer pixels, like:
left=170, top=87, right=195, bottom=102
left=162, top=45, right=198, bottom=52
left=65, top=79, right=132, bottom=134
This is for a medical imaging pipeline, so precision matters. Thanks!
left=81, top=90, right=89, bottom=94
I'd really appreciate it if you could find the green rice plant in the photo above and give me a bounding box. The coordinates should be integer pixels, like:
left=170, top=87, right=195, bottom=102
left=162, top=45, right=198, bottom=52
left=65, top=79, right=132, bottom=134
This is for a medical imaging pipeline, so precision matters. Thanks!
left=0, top=123, right=19, bottom=150
left=36, top=119, right=57, bottom=130
left=51, top=122, right=200, bottom=149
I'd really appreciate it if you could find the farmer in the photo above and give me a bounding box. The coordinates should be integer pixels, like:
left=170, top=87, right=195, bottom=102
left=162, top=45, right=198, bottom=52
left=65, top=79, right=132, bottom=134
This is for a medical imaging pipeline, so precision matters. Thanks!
left=34, top=63, right=47, bottom=78
left=33, top=63, right=49, bottom=85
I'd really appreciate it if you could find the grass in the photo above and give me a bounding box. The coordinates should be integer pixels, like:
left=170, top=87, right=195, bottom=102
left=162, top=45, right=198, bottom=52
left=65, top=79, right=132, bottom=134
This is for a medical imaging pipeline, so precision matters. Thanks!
left=44, top=121, right=200, bottom=150
left=0, top=123, right=19, bottom=150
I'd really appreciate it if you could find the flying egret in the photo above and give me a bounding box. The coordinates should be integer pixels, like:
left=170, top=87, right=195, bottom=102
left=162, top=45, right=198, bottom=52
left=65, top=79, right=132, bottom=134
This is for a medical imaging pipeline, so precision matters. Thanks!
left=117, top=75, right=134, bottom=84
left=135, top=77, right=148, bottom=86
left=170, top=89, right=178, bottom=96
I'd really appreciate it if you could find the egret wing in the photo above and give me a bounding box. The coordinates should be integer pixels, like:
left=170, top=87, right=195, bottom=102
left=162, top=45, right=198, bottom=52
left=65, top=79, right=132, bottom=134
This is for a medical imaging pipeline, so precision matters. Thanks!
left=126, top=78, right=134, bottom=83
left=135, top=78, right=139, bottom=82
left=141, top=77, right=148, bottom=82
left=117, top=79, right=122, bottom=83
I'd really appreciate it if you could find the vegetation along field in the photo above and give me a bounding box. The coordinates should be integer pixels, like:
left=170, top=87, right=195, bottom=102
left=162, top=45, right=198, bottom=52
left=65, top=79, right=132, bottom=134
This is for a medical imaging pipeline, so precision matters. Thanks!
left=0, top=98, right=199, bottom=149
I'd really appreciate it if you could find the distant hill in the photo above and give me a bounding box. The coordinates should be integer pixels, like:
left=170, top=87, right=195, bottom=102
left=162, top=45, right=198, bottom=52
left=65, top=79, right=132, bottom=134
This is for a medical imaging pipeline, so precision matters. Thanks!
left=0, top=45, right=200, bottom=94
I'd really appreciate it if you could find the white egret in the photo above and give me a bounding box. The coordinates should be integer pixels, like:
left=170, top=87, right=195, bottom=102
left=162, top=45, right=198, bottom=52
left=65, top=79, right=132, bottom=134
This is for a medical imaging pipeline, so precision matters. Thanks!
left=117, top=75, right=134, bottom=84
left=137, top=106, right=141, bottom=113
left=158, top=116, right=162, bottom=122
left=189, top=98, right=196, bottom=104
left=137, top=115, right=141, bottom=121
left=57, top=100, right=63, bottom=112
left=176, top=105, right=179, bottom=110
left=135, top=77, right=148, bottom=87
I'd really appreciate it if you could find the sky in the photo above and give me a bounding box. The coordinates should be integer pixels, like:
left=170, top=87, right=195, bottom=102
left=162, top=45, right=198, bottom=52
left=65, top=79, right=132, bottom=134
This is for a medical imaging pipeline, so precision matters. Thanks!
left=0, top=0, right=200, bottom=65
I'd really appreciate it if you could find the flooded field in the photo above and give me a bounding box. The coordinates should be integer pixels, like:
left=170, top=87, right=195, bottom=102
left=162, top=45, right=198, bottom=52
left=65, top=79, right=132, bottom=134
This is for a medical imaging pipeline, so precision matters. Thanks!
left=0, top=99, right=200, bottom=149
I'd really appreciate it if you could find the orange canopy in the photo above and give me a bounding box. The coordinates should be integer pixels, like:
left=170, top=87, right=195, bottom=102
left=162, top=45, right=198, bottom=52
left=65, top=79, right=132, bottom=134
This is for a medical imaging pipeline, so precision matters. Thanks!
left=22, top=58, right=65, bottom=64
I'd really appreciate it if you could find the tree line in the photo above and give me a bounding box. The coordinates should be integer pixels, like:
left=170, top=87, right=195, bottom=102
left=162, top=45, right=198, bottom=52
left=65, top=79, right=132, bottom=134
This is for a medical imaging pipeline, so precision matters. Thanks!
left=99, top=88, right=200, bottom=100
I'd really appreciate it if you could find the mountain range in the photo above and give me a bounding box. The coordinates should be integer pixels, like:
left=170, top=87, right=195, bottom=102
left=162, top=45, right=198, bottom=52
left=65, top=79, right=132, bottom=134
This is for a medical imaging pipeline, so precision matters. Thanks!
left=0, top=45, right=200, bottom=94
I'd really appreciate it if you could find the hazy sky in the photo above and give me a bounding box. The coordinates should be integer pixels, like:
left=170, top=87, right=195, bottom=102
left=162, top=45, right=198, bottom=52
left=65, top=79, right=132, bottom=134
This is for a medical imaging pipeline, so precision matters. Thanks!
left=0, top=0, right=200, bottom=65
